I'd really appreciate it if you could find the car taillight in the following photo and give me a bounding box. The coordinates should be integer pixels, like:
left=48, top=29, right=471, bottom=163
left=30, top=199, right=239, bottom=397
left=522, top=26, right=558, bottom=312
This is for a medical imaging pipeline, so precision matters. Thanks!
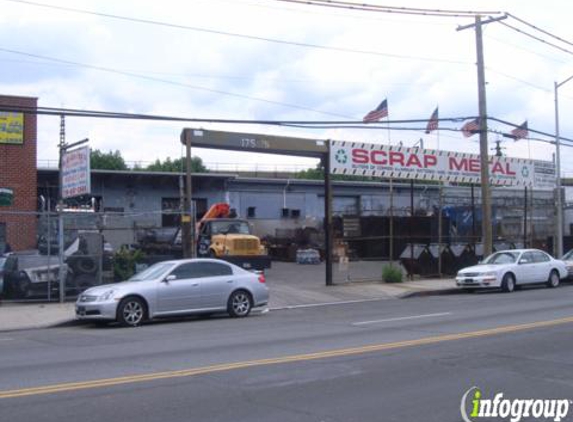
left=258, top=273, right=266, bottom=284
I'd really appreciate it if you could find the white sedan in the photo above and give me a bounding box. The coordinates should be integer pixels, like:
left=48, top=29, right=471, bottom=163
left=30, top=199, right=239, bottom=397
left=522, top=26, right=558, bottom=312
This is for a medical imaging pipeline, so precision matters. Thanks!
left=456, top=249, right=567, bottom=292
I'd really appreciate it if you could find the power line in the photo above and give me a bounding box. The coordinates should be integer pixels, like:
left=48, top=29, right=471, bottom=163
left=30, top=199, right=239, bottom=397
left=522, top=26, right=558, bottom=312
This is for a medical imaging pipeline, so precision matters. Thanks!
left=497, top=20, right=573, bottom=57
left=1, top=103, right=571, bottom=145
left=215, top=0, right=457, bottom=26
left=485, top=67, right=552, bottom=93
left=0, top=47, right=354, bottom=119
left=274, top=0, right=502, bottom=18
left=506, top=13, right=573, bottom=49
left=485, top=34, right=569, bottom=66
left=0, top=0, right=470, bottom=66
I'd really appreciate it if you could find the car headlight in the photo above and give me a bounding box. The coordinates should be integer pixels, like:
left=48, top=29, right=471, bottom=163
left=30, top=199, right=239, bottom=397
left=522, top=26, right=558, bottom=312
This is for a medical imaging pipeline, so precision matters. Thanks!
left=98, top=289, right=116, bottom=301
left=481, top=271, right=497, bottom=277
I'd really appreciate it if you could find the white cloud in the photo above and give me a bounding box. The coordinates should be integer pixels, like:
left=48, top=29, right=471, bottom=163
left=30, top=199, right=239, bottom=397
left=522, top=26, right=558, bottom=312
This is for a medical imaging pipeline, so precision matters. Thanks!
left=1, top=0, right=573, bottom=175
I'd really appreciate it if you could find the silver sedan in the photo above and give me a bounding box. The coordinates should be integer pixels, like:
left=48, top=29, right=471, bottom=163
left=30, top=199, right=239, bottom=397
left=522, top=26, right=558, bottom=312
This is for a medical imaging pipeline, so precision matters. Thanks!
left=75, top=258, right=269, bottom=326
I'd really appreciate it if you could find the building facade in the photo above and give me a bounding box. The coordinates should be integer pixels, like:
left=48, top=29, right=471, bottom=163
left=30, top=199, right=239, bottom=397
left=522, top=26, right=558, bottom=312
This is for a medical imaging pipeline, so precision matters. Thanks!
left=0, top=95, right=37, bottom=252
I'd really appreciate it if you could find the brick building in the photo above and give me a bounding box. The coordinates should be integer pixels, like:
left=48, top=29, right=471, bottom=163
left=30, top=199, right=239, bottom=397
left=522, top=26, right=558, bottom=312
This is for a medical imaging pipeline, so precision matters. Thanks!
left=0, top=95, right=38, bottom=252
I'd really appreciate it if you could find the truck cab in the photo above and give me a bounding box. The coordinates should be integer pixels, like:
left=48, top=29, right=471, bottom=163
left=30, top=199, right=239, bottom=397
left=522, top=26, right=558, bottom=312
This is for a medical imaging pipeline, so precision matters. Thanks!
left=195, top=203, right=271, bottom=271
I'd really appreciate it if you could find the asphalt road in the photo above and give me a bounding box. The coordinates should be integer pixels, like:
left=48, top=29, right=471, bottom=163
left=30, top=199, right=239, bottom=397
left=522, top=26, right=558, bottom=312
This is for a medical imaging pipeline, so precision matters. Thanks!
left=2, top=285, right=573, bottom=422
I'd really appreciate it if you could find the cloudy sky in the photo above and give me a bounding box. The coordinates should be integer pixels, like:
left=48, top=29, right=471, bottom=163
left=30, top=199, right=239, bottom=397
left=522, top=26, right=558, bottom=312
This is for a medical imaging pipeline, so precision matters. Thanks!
left=2, top=0, right=573, bottom=174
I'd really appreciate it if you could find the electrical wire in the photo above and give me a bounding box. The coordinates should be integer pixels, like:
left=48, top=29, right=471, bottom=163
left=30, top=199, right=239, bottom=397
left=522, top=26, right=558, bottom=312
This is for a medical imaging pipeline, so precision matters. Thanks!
left=497, top=20, right=573, bottom=57
left=0, top=47, right=355, bottom=119
left=485, top=34, right=569, bottom=66
left=506, top=13, right=573, bottom=49
left=214, top=0, right=457, bottom=26
left=485, top=67, right=552, bottom=93
left=274, top=0, right=502, bottom=18
left=0, top=0, right=469, bottom=66
left=1, top=103, right=571, bottom=145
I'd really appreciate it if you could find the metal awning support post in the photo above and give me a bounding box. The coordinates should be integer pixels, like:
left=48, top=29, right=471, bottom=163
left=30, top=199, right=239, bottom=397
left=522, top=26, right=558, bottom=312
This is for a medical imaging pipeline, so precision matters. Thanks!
left=324, top=142, right=333, bottom=286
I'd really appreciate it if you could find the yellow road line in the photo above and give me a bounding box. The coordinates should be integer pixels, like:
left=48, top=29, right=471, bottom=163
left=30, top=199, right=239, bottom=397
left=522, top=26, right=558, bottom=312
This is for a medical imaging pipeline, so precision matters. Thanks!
left=2, top=315, right=573, bottom=399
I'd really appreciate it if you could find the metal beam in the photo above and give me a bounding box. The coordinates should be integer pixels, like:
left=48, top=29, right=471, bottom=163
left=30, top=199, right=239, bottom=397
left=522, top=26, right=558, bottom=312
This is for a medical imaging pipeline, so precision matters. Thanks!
left=181, top=128, right=328, bottom=158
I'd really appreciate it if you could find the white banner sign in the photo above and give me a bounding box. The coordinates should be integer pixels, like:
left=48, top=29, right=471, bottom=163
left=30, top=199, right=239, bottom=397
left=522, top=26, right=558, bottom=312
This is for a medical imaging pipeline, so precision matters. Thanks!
left=62, top=146, right=91, bottom=199
left=330, top=141, right=555, bottom=189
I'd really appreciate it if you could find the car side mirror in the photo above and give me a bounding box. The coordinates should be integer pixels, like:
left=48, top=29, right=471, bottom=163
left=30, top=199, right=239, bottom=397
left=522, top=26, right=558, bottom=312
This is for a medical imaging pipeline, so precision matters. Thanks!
left=163, top=274, right=177, bottom=283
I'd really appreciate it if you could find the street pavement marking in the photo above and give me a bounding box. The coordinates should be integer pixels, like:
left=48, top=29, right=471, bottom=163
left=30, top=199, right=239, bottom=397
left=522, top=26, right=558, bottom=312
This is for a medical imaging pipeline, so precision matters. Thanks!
left=275, top=298, right=383, bottom=310
left=2, top=315, right=573, bottom=400
left=352, top=312, right=453, bottom=326
left=0, top=338, right=13, bottom=341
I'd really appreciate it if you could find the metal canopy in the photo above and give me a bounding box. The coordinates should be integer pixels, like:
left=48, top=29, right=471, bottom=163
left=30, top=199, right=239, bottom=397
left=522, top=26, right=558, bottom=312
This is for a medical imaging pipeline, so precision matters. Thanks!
left=180, top=126, right=333, bottom=286
left=180, top=128, right=328, bottom=158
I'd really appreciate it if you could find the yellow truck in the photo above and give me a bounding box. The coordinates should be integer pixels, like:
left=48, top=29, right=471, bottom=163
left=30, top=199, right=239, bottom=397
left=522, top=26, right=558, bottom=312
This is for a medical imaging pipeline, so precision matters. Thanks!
left=196, top=203, right=271, bottom=271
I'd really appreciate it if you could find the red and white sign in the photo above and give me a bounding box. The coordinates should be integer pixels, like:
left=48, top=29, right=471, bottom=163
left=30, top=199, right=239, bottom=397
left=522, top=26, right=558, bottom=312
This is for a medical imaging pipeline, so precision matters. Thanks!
left=330, top=141, right=555, bottom=189
left=62, top=146, right=91, bottom=199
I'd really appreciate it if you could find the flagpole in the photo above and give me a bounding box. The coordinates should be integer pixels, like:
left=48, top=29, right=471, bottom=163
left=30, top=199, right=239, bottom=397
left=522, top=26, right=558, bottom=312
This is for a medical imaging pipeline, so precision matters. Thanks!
left=437, top=124, right=443, bottom=277
left=387, top=113, right=394, bottom=266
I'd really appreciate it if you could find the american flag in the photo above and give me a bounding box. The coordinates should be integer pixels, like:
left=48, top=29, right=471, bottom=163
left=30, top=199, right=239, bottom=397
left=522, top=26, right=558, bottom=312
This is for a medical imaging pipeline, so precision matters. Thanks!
left=510, top=121, right=528, bottom=140
left=363, top=99, right=388, bottom=123
left=461, top=118, right=480, bottom=137
left=425, top=106, right=439, bottom=134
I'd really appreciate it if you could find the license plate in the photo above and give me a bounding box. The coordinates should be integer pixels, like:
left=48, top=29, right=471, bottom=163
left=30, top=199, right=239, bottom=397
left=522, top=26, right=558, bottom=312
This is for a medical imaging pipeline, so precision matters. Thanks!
left=464, top=278, right=473, bottom=283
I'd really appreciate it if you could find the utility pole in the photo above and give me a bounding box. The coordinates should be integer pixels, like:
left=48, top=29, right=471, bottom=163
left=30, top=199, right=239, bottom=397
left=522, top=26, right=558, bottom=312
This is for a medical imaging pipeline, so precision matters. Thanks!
left=457, top=14, right=507, bottom=257
left=57, top=115, right=66, bottom=304
left=553, top=76, right=573, bottom=258
left=182, top=135, right=194, bottom=258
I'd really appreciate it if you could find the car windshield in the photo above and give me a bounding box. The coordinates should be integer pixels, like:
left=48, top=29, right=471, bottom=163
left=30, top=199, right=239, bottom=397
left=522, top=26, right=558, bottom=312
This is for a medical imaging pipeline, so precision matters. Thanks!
left=482, top=251, right=519, bottom=265
left=211, top=221, right=251, bottom=235
left=0, top=257, right=5, bottom=269
left=128, top=262, right=175, bottom=281
left=562, top=249, right=573, bottom=260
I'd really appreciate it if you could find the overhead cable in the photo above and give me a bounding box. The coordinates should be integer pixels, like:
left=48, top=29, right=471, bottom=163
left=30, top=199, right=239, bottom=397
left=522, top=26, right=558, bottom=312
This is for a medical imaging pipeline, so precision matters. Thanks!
left=274, top=0, right=502, bottom=18
left=497, top=20, right=573, bottom=57
left=0, top=0, right=468, bottom=65
left=1, top=104, right=570, bottom=145
left=506, top=13, right=573, bottom=49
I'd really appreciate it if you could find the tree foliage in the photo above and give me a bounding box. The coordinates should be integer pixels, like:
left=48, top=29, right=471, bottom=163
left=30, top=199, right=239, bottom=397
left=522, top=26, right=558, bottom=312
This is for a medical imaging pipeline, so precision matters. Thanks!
left=145, top=156, right=208, bottom=173
left=90, top=149, right=128, bottom=170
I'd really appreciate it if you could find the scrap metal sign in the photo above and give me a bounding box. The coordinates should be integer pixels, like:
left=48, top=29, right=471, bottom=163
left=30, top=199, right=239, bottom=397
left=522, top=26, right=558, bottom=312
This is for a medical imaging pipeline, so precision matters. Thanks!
left=62, top=146, right=91, bottom=199
left=330, top=140, right=555, bottom=189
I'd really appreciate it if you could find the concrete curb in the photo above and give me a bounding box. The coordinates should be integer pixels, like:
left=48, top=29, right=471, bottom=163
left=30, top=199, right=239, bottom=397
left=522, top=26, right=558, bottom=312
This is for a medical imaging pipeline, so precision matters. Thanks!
left=398, top=288, right=461, bottom=299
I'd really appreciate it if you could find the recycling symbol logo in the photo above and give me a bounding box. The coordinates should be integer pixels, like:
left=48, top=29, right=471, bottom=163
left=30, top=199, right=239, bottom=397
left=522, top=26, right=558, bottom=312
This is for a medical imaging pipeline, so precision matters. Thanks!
left=335, top=149, right=348, bottom=164
left=521, top=166, right=530, bottom=178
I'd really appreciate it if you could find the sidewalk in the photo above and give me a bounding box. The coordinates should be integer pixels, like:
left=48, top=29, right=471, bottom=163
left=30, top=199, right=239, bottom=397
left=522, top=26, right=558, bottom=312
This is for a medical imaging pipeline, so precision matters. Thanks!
left=0, top=262, right=458, bottom=332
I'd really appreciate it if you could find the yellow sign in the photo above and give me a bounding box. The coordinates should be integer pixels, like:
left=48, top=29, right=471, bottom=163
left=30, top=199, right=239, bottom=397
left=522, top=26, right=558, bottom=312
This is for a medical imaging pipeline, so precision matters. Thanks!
left=0, top=112, right=24, bottom=144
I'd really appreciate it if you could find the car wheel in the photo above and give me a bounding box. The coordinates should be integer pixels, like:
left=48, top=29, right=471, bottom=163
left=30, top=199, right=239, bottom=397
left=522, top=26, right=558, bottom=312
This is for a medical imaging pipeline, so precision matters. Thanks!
left=227, top=290, right=252, bottom=318
left=501, top=273, right=515, bottom=293
left=117, top=296, right=146, bottom=327
left=15, top=273, right=31, bottom=299
left=547, top=270, right=560, bottom=288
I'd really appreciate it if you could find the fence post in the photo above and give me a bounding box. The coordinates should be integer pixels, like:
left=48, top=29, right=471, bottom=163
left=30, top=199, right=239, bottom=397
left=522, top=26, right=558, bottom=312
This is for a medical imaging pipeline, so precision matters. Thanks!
left=58, top=209, right=65, bottom=303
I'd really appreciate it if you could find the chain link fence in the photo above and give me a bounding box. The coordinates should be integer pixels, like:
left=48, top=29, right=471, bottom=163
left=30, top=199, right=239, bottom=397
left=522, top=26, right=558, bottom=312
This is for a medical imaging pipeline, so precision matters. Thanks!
left=334, top=184, right=556, bottom=281
left=0, top=184, right=559, bottom=301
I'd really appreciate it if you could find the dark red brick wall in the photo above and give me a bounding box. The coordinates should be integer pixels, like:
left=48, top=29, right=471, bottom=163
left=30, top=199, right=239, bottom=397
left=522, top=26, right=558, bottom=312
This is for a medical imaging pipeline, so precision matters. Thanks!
left=0, top=95, right=38, bottom=251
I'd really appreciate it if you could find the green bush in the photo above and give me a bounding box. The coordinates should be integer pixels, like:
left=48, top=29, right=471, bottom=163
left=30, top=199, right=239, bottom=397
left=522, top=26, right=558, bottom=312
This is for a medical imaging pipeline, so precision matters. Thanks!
left=382, top=264, right=403, bottom=283
left=113, top=247, right=146, bottom=281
